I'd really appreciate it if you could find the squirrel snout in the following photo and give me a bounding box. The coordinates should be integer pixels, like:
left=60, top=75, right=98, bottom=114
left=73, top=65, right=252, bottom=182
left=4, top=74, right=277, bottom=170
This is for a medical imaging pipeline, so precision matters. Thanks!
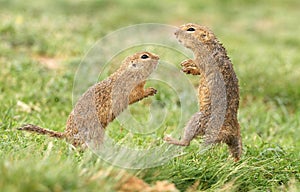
left=174, top=29, right=181, bottom=37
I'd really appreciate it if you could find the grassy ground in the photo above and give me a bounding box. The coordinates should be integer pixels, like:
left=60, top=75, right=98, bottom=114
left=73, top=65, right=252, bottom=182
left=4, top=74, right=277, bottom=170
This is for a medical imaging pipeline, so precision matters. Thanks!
left=1, top=0, right=300, bottom=191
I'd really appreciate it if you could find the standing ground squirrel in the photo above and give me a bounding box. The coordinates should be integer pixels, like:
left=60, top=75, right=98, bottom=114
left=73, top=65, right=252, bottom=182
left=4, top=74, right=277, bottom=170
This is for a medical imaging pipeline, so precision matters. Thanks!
left=18, top=51, right=159, bottom=147
left=164, top=23, right=242, bottom=161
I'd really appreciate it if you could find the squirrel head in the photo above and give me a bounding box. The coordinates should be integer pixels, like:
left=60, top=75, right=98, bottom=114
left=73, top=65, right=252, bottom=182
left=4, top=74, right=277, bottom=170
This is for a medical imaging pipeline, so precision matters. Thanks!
left=120, top=51, right=159, bottom=81
left=175, top=23, right=217, bottom=49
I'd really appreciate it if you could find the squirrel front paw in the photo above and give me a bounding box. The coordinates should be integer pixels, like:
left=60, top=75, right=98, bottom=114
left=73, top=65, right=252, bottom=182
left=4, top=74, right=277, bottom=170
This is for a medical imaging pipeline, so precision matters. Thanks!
left=145, top=87, right=157, bottom=97
left=180, top=59, right=201, bottom=75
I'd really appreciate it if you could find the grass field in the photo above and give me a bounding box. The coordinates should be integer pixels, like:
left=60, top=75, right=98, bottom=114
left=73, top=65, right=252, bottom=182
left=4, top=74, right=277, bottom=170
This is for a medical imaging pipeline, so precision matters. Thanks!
left=1, top=0, right=300, bottom=191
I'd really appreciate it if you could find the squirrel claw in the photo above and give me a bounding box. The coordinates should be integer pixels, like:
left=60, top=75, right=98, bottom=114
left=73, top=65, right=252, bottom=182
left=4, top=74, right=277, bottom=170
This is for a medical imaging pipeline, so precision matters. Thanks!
left=146, top=87, right=157, bottom=96
left=180, top=59, right=194, bottom=67
left=182, top=67, right=198, bottom=74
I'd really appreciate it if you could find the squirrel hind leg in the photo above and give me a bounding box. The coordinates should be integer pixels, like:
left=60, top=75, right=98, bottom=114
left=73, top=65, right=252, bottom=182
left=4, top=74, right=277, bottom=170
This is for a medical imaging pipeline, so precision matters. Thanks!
left=164, top=112, right=203, bottom=146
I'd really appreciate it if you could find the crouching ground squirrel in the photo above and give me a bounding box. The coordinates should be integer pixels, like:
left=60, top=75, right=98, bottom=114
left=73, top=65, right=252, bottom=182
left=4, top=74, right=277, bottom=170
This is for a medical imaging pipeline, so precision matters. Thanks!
left=18, top=51, right=159, bottom=147
left=164, top=23, right=242, bottom=161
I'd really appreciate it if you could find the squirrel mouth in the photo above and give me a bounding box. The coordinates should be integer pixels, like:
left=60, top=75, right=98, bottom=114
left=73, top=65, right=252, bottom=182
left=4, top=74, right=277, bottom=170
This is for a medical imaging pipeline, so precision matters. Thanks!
left=175, top=34, right=182, bottom=43
left=174, top=32, right=183, bottom=44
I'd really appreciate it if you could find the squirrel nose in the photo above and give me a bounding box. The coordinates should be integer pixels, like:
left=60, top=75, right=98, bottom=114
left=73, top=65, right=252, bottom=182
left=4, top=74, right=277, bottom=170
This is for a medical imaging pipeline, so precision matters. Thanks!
left=174, top=29, right=180, bottom=36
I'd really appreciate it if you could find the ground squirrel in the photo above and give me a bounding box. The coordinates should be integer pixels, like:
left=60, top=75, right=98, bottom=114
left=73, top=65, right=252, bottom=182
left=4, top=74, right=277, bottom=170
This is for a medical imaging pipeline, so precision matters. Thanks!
left=164, top=23, right=242, bottom=161
left=18, top=51, right=159, bottom=148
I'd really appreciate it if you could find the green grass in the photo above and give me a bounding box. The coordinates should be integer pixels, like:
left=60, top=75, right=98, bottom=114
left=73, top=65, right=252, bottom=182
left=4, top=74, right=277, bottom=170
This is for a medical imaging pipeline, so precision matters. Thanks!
left=1, top=0, right=300, bottom=191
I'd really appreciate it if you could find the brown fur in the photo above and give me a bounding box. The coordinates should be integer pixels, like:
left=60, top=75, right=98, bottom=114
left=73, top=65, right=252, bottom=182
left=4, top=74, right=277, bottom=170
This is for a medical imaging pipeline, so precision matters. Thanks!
left=164, top=23, right=242, bottom=161
left=18, top=52, right=159, bottom=147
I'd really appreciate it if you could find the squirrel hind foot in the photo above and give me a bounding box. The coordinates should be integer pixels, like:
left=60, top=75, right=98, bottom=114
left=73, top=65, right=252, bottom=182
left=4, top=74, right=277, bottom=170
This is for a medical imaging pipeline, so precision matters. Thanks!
left=164, top=136, right=190, bottom=146
left=226, top=136, right=242, bottom=161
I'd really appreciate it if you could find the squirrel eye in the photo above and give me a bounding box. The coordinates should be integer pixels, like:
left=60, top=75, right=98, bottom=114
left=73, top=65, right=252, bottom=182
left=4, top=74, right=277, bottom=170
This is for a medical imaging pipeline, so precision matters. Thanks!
left=141, top=54, right=149, bottom=59
left=187, top=27, right=195, bottom=31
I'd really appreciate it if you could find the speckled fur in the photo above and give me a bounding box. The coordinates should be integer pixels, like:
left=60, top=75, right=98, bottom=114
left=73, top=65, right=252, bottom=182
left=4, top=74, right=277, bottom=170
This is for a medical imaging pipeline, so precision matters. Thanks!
left=18, top=52, right=159, bottom=148
left=165, top=23, right=242, bottom=161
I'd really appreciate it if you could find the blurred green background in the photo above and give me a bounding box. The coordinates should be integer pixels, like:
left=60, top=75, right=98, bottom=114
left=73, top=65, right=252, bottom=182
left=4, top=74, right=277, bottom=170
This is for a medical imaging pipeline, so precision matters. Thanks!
left=0, top=0, right=299, bottom=191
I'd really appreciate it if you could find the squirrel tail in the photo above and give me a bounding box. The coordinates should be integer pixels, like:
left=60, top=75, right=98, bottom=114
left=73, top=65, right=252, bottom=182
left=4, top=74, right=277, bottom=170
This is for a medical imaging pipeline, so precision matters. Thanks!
left=17, top=124, right=65, bottom=139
